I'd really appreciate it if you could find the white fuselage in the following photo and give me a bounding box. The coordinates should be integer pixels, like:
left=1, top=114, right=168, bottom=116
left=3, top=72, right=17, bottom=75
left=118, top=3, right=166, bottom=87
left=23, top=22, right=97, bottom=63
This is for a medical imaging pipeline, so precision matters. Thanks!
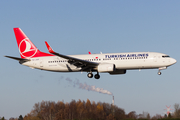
left=22, top=52, right=176, bottom=72
left=8, top=28, right=176, bottom=79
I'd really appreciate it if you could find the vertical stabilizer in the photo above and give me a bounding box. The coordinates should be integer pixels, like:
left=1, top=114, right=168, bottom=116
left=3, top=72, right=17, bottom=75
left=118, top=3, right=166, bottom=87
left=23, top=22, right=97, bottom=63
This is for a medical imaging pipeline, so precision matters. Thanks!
left=13, top=28, right=53, bottom=58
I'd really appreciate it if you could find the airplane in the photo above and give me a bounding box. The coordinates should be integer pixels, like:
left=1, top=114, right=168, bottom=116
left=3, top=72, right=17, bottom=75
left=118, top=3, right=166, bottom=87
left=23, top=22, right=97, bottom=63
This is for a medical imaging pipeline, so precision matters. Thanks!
left=5, top=28, right=177, bottom=79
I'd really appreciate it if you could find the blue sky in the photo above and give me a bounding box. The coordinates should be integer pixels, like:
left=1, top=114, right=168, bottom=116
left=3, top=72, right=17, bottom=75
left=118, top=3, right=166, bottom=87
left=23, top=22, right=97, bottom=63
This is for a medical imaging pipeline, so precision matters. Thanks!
left=1, top=0, right=180, bottom=119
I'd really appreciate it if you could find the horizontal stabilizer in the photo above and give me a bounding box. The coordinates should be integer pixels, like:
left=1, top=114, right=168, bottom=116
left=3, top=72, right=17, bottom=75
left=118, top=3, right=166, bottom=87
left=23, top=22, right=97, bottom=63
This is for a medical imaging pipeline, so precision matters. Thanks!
left=4, top=56, right=30, bottom=61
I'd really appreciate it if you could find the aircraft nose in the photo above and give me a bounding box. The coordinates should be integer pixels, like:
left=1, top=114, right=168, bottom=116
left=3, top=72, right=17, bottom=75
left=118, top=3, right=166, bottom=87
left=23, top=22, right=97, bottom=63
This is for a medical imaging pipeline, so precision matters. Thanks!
left=171, top=58, right=177, bottom=65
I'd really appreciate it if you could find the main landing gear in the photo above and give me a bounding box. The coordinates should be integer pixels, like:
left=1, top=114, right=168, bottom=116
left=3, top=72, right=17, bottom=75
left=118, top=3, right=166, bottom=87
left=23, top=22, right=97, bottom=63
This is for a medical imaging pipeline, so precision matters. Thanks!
left=94, top=73, right=100, bottom=79
left=87, top=72, right=100, bottom=79
left=87, top=72, right=93, bottom=78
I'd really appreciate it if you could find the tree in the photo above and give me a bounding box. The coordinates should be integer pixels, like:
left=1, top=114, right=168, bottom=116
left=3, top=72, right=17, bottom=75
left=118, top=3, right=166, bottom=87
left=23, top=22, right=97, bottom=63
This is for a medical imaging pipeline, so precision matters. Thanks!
left=64, top=102, right=70, bottom=119
left=69, top=99, right=77, bottom=120
left=76, top=99, right=84, bottom=119
left=23, top=115, right=41, bottom=120
left=168, top=113, right=172, bottom=118
left=151, top=114, right=162, bottom=120
left=147, top=113, right=150, bottom=120
left=85, top=99, right=93, bottom=119
left=174, top=103, right=180, bottom=118
left=55, top=101, right=65, bottom=120
left=96, top=102, right=104, bottom=119
left=164, top=114, right=167, bottom=118
left=106, top=113, right=114, bottom=120
left=127, top=111, right=137, bottom=119
left=138, top=111, right=150, bottom=119
left=9, top=118, right=16, bottom=120
left=24, top=99, right=126, bottom=120
left=113, top=105, right=125, bottom=120
left=18, top=115, right=23, bottom=120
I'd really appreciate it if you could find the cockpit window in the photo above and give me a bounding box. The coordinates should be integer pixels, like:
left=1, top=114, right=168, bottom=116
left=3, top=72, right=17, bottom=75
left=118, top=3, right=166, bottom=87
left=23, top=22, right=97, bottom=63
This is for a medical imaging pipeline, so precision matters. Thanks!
left=162, top=55, right=170, bottom=58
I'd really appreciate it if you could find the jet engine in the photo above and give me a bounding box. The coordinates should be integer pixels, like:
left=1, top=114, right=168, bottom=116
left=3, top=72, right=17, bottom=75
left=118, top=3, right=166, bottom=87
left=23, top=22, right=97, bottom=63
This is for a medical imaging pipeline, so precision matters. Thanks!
left=97, top=63, right=115, bottom=72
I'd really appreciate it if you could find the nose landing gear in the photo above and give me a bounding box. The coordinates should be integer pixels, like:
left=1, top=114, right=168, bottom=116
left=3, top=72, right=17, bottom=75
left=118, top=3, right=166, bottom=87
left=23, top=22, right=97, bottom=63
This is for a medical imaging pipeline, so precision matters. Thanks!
left=158, top=71, right=162, bottom=75
left=157, top=67, right=167, bottom=75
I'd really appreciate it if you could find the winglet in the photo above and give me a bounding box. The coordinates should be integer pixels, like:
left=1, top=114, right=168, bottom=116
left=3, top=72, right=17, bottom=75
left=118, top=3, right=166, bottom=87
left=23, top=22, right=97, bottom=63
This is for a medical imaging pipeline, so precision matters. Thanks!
left=45, top=41, right=55, bottom=53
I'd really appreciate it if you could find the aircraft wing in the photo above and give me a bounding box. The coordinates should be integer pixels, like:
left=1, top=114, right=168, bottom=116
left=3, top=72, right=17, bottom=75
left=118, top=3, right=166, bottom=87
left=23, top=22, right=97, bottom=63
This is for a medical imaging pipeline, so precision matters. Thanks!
left=45, top=41, right=99, bottom=70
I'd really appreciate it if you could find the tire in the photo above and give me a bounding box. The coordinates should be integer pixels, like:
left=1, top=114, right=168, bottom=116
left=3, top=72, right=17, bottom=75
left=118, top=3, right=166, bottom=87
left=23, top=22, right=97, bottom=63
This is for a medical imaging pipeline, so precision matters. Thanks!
left=87, top=73, right=93, bottom=78
left=94, top=74, right=100, bottom=79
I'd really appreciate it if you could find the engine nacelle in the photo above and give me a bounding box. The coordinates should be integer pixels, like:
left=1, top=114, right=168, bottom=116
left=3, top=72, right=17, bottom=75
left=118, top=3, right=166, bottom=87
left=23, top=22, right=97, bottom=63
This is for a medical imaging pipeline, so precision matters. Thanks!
left=97, top=63, right=115, bottom=73
left=109, top=69, right=126, bottom=75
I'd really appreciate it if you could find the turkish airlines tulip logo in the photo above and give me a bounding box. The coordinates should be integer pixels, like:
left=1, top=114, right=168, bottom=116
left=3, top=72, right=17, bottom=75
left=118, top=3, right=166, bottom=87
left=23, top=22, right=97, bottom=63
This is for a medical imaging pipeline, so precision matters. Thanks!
left=19, top=38, right=37, bottom=58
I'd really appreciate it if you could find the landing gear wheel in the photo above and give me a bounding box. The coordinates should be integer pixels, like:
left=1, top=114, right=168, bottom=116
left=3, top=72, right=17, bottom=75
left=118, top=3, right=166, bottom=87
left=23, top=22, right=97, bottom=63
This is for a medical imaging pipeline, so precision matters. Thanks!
left=158, top=71, right=161, bottom=75
left=87, top=73, right=93, bottom=78
left=94, top=74, right=100, bottom=79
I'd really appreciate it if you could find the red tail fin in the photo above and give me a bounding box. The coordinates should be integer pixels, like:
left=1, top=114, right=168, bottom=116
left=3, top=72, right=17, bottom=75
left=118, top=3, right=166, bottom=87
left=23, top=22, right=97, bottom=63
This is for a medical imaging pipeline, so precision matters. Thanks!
left=14, top=28, right=54, bottom=58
